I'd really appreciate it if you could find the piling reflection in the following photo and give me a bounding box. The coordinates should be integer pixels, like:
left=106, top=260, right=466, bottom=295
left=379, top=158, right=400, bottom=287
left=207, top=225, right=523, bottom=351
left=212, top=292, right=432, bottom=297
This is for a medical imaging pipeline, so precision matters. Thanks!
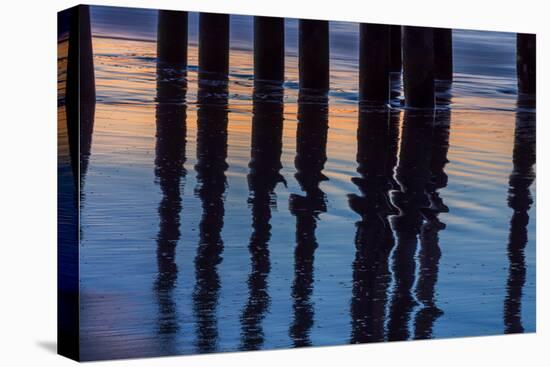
left=192, top=75, right=229, bottom=353
left=413, top=107, right=450, bottom=339
left=387, top=109, right=435, bottom=341
left=153, top=64, right=187, bottom=349
left=504, top=95, right=536, bottom=334
left=80, top=102, right=95, bottom=194
left=387, top=108, right=401, bottom=190
left=239, top=82, right=285, bottom=350
left=348, top=106, right=397, bottom=344
left=289, top=90, right=329, bottom=347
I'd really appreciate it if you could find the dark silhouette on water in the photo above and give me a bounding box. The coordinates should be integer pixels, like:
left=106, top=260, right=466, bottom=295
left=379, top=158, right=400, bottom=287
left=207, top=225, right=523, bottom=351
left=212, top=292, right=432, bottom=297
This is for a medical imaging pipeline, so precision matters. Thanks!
left=199, top=13, right=230, bottom=79
left=289, top=90, right=329, bottom=347
left=157, top=10, right=188, bottom=67
left=387, top=110, right=435, bottom=341
left=516, top=34, right=536, bottom=96
left=359, top=24, right=391, bottom=104
left=434, top=28, right=453, bottom=81
left=66, top=5, right=95, bottom=106
left=254, top=17, right=285, bottom=83
left=192, top=74, right=229, bottom=353
left=153, top=62, right=188, bottom=352
left=239, top=82, right=285, bottom=350
left=65, top=4, right=96, bottom=192
left=413, top=107, right=451, bottom=339
left=402, top=27, right=435, bottom=108
left=389, top=25, right=402, bottom=73
left=504, top=95, right=536, bottom=334
left=348, top=106, right=397, bottom=344
left=299, top=20, right=329, bottom=90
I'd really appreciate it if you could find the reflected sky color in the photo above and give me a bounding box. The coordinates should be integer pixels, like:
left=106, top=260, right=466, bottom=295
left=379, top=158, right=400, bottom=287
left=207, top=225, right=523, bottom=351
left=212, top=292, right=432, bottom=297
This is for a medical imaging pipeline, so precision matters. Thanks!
left=58, top=6, right=537, bottom=361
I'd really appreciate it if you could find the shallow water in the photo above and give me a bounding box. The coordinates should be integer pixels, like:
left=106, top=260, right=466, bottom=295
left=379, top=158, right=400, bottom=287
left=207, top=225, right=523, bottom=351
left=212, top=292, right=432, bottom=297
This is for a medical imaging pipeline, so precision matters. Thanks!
left=58, top=7, right=535, bottom=361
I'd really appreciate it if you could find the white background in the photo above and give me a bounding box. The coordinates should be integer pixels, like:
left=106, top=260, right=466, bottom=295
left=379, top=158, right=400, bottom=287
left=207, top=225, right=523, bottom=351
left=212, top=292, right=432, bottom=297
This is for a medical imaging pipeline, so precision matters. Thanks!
left=0, top=0, right=547, bottom=365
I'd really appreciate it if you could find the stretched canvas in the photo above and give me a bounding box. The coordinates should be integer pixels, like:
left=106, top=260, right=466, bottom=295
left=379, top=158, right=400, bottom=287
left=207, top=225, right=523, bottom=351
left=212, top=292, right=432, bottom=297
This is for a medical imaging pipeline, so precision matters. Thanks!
left=57, top=4, right=536, bottom=361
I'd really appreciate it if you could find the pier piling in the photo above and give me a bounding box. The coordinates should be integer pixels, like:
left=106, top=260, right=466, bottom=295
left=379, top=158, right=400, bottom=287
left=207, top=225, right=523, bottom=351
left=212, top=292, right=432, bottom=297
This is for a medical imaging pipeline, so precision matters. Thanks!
left=65, top=5, right=95, bottom=188
left=390, top=25, right=402, bottom=73
left=157, top=10, right=188, bottom=67
left=254, top=17, right=285, bottom=83
left=517, top=33, right=536, bottom=95
left=199, top=13, right=230, bottom=78
left=434, top=28, right=453, bottom=81
left=66, top=5, right=95, bottom=106
left=403, top=26, right=435, bottom=108
left=359, top=24, right=391, bottom=104
left=299, top=20, right=329, bottom=90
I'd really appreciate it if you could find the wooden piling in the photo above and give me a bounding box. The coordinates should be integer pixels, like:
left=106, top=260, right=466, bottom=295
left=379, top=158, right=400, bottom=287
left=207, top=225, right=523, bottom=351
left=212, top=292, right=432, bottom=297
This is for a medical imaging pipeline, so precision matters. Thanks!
left=517, top=33, right=536, bottom=95
left=199, top=13, right=230, bottom=78
left=66, top=5, right=95, bottom=106
left=254, top=17, right=285, bottom=83
left=359, top=24, right=390, bottom=104
left=403, top=26, right=435, bottom=108
left=389, top=25, right=402, bottom=73
left=299, top=20, right=329, bottom=90
left=157, top=10, right=188, bottom=66
left=65, top=4, right=96, bottom=188
left=434, top=28, right=453, bottom=81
